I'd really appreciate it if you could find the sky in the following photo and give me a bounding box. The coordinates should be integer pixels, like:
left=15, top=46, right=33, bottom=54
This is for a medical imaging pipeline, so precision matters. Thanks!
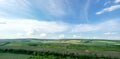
left=0, top=0, right=120, bottom=39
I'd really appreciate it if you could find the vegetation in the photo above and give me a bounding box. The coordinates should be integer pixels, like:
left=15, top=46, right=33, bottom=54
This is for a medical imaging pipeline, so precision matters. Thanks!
left=0, top=48, right=119, bottom=59
left=0, top=39, right=120, bottom=59
left=0, top=53, right=30, bottom=59
left=28, top=55, right=119, bottom=59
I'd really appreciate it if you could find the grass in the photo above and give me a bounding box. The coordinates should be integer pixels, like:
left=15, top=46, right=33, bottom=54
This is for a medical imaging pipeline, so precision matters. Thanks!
left=0, top=53, right=30, bottom=59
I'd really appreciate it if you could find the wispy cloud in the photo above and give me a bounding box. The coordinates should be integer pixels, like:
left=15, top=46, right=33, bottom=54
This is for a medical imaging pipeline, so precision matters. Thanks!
left=96, top=5, right=120, bottom=14
left=84, top=0, right=91, bottom=22
left=77, top=0, right=91, bottom=23
left=104, top=1, right=111, bottom=6
left=0, top=0, right=93, bottom=23
left=96, top=0, right=120, bottom=15
left=33, top=0, right=67, bottom=17
left=115, top=0, right=120, bottom=3
left=48, top=0, right=66, bottom=16
left=0, top=0, right=33, bottom=18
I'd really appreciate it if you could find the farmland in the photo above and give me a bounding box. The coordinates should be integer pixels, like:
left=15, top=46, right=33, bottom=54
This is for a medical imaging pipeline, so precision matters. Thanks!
left=0, top=39, right=120, bottom=59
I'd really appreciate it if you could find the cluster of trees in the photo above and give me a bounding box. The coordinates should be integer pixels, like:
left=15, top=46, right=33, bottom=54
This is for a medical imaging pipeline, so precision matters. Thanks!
left=0, top=48, right=34, bottom=55
left=28, top=53, right=118, bottom=59
left=0, top=48, right=119, bottom=59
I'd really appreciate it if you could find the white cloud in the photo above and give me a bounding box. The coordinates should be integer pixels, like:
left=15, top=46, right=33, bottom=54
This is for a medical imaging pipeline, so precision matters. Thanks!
left=73, top=35, right=81, bottom=38
left=39, top=33, right=47, bottom=38
left=25, top=28, right=35, bottom=35
left=104, top=32, right=117, bottom=35
left=96, top=5, right=120, bottom=14
left=58, top=34, right=65, bottom=39
left=115, top=0, right=120, bottom=3
left=0, top=20, right=6, bottom=24
left=72, top=24, right=99, bottom=32
left=92, top=36, right=97, bottom=39
left=0, top=18, right=119, bottom=39
left=0, top=18, right=68, bottom=38
left=16, top=33, right=24, bottom=36
left=71, top=20, right=118, bottom=32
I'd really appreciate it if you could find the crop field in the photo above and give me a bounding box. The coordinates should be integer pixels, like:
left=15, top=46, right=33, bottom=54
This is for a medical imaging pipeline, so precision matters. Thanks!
left=0, top=39, right=120, bottom=59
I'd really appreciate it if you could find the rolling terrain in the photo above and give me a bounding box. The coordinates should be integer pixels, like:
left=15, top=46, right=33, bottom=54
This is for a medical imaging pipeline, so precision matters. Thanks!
left=0, top=39, right=120, bottom=59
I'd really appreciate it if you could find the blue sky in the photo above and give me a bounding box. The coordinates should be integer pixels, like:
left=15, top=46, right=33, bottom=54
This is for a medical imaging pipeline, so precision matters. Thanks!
left=0, top=0, right=120, bottom=39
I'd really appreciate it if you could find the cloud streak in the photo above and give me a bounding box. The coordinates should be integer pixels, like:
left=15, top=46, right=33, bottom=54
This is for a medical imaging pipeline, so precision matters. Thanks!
left=96, top=0, right=120, bottom=15
left=32, top=0, right=67, bottom=17
left=96, top=5, right=120, bottom=14
left=84, top=0, right=91, bottom=22
left=0, top=0, right=33, bottom=18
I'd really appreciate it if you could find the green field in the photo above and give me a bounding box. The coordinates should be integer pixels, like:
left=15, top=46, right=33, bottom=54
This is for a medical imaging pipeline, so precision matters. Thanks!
left=0, top=39, right=120, bottom=59
left=0, top=53, right=30, bottom=59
